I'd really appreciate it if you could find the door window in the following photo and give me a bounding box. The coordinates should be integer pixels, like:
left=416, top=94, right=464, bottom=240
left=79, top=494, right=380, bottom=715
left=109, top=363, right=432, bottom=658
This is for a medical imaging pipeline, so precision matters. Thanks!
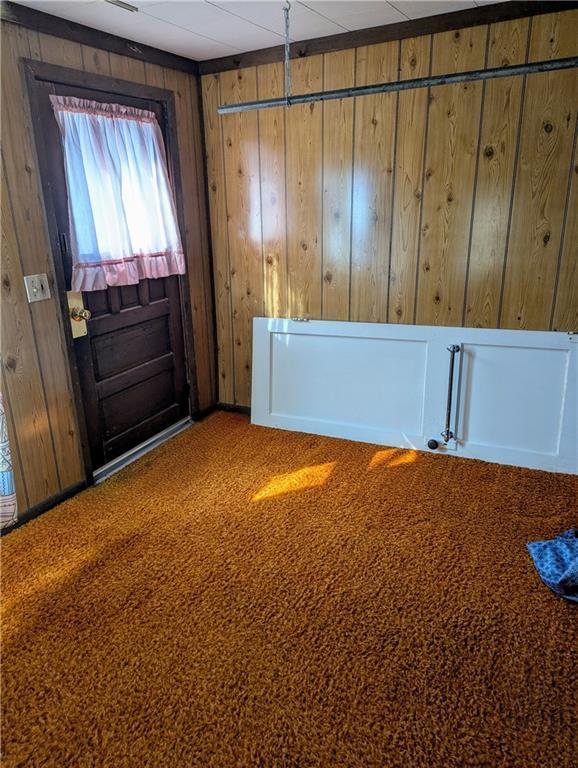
left=50, top=95, right=184, bottom=291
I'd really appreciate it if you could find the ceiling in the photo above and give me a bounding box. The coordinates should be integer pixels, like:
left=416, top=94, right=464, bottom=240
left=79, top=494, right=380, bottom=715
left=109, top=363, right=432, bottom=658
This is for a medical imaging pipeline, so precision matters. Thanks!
left=15, top=1, right=504, bottom=61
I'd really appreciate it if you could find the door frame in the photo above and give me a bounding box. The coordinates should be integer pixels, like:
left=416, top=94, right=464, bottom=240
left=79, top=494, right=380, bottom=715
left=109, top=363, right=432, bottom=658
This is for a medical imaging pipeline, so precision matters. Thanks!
left=22, top=58, right=199, bottom=482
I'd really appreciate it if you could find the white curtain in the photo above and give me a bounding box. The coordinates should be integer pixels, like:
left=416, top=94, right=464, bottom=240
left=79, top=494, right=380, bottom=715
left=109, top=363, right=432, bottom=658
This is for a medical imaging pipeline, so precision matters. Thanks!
left=50, top=96, right=185, bottom=291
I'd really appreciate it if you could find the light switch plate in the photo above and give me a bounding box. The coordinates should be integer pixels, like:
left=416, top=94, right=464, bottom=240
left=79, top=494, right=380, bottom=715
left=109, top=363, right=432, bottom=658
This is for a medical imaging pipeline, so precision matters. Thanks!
left=24, top=274, right=51, bottom=303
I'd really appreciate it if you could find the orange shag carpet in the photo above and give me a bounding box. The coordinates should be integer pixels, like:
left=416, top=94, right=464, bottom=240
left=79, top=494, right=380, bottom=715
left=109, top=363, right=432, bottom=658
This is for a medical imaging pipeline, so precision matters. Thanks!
left=1, top=412, right=576, bottom=768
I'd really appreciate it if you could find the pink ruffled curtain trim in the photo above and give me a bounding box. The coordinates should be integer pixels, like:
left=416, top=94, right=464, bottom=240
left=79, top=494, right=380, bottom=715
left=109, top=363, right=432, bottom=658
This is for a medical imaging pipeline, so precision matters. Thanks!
left=72, top=249, right=186, bottom=291
left=50, top=96, right=158, bottom=123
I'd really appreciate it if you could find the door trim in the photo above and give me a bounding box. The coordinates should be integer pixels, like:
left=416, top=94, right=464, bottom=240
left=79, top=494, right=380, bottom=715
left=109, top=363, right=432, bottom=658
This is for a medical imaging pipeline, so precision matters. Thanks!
left=23, top=58, right=200, bottom=483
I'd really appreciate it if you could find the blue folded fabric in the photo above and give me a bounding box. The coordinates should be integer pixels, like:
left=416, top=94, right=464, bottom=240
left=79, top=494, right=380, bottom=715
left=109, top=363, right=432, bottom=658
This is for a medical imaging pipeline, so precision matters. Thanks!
left=527, top=528, right=578, bottom=603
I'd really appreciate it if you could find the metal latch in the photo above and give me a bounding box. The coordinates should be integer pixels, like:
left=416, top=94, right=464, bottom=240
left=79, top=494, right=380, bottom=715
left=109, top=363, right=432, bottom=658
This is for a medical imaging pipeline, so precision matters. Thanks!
left=67, top=291, right=91, bottom=339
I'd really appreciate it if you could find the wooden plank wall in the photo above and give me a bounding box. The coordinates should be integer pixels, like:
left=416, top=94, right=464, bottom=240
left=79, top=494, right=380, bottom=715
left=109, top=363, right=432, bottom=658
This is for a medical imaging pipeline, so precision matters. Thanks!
left=1, top=22, right=215, bottom=520
left=202, top=9, right=578, bottom=407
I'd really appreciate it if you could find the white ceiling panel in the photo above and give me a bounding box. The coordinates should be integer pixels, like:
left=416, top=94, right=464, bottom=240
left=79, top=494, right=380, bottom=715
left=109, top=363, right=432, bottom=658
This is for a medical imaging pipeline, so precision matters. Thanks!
left=390, top=1, right=476, bottom=20
left=214, top=1, right=348, bottom=41
left=302, top=1, right=406, bottom=30
left=14, top=1, right=505, bottom=60
left=143, top=1, right=287, bottom=49
left=18, top=0, right=242, bottom=57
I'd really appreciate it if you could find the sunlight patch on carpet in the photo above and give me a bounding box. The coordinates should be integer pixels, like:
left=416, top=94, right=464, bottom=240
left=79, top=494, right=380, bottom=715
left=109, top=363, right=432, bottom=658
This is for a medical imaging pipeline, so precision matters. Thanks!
left=252, top=461, right=336, bottom=501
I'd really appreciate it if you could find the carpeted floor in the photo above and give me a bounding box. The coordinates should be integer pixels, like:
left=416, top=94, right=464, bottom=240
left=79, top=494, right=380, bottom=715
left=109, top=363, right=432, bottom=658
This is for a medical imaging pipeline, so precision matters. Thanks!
left=1, top=412, right=576, bottom=768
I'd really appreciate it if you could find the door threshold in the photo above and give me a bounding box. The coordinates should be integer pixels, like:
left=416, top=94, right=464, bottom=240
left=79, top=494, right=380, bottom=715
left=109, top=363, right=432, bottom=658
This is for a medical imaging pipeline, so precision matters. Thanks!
left=94, top=417, right=193, bottom=484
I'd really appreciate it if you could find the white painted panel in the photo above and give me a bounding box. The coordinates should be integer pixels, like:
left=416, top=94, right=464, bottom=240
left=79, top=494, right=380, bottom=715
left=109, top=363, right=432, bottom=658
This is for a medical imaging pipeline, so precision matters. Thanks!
left=252, top=318, right=577, bottom=474
left=459, top=344, right=569, bottom=454
left=390, top=1, right=476, bottom=20
left=270, top=332, right=427, bottom=434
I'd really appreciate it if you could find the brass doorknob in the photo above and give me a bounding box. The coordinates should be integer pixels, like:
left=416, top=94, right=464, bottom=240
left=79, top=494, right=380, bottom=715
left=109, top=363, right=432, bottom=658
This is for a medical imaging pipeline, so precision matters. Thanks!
left=70, top=307, right=91, bottom=322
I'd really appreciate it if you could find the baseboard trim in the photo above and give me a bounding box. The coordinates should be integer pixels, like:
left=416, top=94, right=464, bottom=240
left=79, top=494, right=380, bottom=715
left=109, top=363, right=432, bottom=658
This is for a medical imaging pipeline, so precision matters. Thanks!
left=195, top=403, right=251, bottom=419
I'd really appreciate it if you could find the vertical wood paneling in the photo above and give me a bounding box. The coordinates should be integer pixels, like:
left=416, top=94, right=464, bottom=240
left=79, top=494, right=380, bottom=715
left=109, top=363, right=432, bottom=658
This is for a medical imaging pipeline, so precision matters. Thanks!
left=37, top=32, right=83, bottom=67
left=552, top=157, right=578, bottom=331
left=465, top=19, right=528, bottom=327
left=389, top=35, right=430, bottom=324
left=528, top=10, right=578, bottom=61
left=109, top=52, right=146, bottom=82
left=322, top=49, right=354, bottom=321
left=203, top=9, right=578, bottom=405
left=221, top=67, right=263, bottom=406
left=80, top=44, right=111, bottom=75
left=202, top=73, right=234, bottom=403
left=144, top=62, right=165, bottom=88
left=286, top=55, right=323, bottom=319
left=258, top=62, right=287, bottom=320
left=501, top=68, right=577, bottom=329
left=351, top=41, right=398, bottom=322
left=3, top=26, right=85, bottom=491
left=1, top=161, right=60, bottom=505
left=416, top=25, right=487, bottom=326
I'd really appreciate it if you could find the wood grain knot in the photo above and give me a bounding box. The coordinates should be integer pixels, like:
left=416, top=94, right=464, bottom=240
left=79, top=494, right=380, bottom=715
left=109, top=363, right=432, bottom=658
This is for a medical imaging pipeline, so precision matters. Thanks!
left=409, top=56, right=417, bottom=68
left=265, top=255, right=274, bottom=265
left=484, top=145, right=495, bottom=159
left=324, top=271, right=333, bottom=284
left=543, top=232, right=551, bottom=246
left=301, top=241, right=308, bottom=251
left=396, top=307, right=402, bottom=317
left=543, top=122, right=553, bottom=134
left=5, top=355, right=17, bottom=371
left=454, top=31, right=460, bottom=40
left=371, top=116, right=378, bottom=126
left=2, top=275, right=10, bottom=289
left=211, top=183, right=217, bottom=192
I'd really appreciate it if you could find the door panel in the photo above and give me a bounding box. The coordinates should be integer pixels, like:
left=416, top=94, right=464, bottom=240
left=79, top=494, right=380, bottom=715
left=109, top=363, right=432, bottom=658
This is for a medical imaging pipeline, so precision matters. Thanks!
left=269, top=332, right=428, bottom=440
left=36, top=79, right=189, bottom=470
left=92, top=316, right=171, bottom=380
left=252, top=318, right=577, bottom=473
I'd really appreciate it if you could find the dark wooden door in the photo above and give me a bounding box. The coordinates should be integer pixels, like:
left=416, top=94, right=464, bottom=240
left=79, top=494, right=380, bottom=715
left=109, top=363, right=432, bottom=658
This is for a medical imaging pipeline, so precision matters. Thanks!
left=38, top=81, right=189, bottom=470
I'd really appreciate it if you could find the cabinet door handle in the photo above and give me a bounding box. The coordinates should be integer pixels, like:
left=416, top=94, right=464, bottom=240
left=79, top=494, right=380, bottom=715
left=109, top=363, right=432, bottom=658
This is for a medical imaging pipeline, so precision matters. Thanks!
left=441, top=344, right=461, bottom=443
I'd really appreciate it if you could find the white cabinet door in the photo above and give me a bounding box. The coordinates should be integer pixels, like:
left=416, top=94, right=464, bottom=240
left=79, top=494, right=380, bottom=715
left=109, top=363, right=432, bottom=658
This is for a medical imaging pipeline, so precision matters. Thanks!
left=452, top=330, right=577, bottom=473
left=251, top=318, right=577, bottom=474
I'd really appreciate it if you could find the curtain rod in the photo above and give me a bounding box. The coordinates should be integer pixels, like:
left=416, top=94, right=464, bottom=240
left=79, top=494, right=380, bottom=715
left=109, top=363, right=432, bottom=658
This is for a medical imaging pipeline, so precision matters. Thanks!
left=217, top=56, right=578, bottom=115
